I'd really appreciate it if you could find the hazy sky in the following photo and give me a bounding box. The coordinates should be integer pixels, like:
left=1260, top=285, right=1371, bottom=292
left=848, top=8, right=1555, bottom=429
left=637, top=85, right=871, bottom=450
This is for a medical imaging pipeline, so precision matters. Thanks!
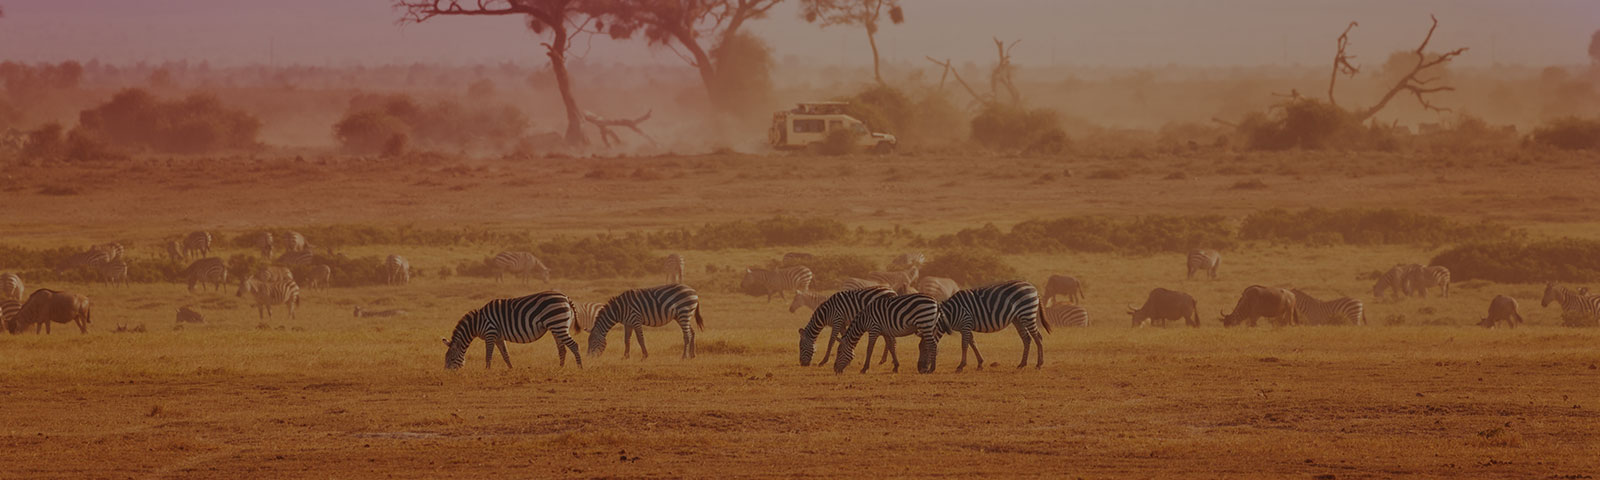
left=0, top=0, right=1594, bottom=68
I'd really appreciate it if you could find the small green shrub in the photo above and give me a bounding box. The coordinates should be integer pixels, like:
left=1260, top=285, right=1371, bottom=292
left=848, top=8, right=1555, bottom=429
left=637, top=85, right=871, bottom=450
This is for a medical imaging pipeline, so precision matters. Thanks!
left=922, top=249, right=1021, bottom=287
left=1431, top=239, right=1600, bottom=283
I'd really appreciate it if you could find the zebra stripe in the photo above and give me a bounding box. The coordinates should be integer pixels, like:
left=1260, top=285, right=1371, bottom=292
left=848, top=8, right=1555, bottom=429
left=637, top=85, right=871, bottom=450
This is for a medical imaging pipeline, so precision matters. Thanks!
left=488, top=251, right=550, bottom=283
left=1041, top=304, right=1089, bottom=328
left=789, top=291, right=828, bottom=313
left=55, top=249, right=111, bottom=273
left=663, top=253, right=685, bottom=284
left=586, top=284, right=703, bottom=360
left=1542, top=283, right=1600, bottom=325
left=741, top=266, right=813, bottom=302
left=303, top=265, right=331, bottom=289
left=799, top=287, right=895, bottom=367
left=866, top=266, right=918, bottom=292
left=281, top=231, right=308, bottom=253
left=276, top=250, right=316, bottom=266
left=890, top=252, right=926, bottom=270
left=0, top=273, right=22, bottom=301
left=182, top=231, right=213, bottom=259
left=0, top=299, right=19, bottom=333
left=256, top=232, right=275, bottom=258
left=1186, top=250, right=1221, bottom=280
left=840, top=277, right=886, bottom=291
left=1372, top=264, right=1421, bottom=299
left=184, top=258, right=228, bottom=292
left=91, top=242, right=124, bottom=262
left=1290, top=289, right=1365, bottom=326
left=1404, top=266, right=1451, bottom=298
left=385, top=254, right=411, bottom=285
left=255, top=265, right=294, bottom=282
left=938, top=280, right=1047, bottom=371
left=443, top=292, right=580, bottom=369
left=913, top=276, right=959, bottom=302
left=569, top=301, right=604, bottom=333
left=833, top=293, right=943, bottom=374
left=236, top=276, right=301, bottom=320
left=94, top=258, right=128, bottom=287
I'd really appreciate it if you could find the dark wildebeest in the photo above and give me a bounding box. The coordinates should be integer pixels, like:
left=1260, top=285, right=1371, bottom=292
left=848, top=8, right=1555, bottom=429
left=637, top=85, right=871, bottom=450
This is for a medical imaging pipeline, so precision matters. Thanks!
left=7, top=289, right=91, bottom=334
left=1478, top=295, right=1524, bottom=328
left=1220, top=285, right=1299, bottom=327
left=1128, top=288, right=1199, bottom=328
left=1041, top=275, right=1085, bottom=307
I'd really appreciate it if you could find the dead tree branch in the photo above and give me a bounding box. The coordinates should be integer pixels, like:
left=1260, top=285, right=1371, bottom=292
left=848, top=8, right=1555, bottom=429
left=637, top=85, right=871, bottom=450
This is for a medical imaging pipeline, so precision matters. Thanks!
left=926, top=57, right=991, bottom=108
left=1328, top=21, right=1359, bottom=107
left=1351, top=15, right=1468, bottom=120
left=584, top=110, right=656, bottom=148
left=991, top=37, right=1022, bottom=106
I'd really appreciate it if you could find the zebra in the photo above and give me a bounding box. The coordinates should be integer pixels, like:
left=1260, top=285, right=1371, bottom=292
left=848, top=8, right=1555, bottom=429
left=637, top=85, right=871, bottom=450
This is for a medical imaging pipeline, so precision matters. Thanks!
left=183, top=258, right=228, bottom=292
left=1041, top=304, right=1090, bottom=328
left=840, top=277, right=886, bottom=291
left=1041, top=274, right=1084, bottom=306
left=799, top=286, right=896, bottom=367
left=586, top=284, right=704, bottom=360
left=0, top=299, right=19, bottom=332
left=353, top=306, right=408, bottom=318
left=182, top=231, right=213, bottom=259
left=913, top=276, right=959, bottom=302
left=255, top=265, right=294, bottom=282
left=866, top=266, right=918, bottom=292
left=176, top=306, right=205, bottom=324
left=1186, top=249, right=1221, bottom=280
left=662, top=253, right=685, bottom=284
left=55, top=249, right=111, bottom=274
left=91, top=242, right=124, bottom=262
left=789, top=291, right=828, bottom=313
left=1541, top=282, right=1600, bottom=326
left=280, top=231, right=308, bottom=253
left=256, top=231, right=275, bottom=258
left=938, top=280, right=1048, bottom=371
left=442, top=292, right=580, bottom=369
left=1290, top=289, right=1365, bottom=326
left=303, top=264, right=331, bottom=289
left=487, top=251, right=550, bottom=283
left=385, top=254, right=411, bottom=285
left=832, top=293, right=943, bottom=374
left=93, top=258, right=129, bottom=287
left=236, top=276, right=301, bottom=319
left=741, top=266, right=813, bottom=302
left=276, top=250, right=315, bottom=266
left=1372, top=264, right=1422, bottom=300
left=889, top=252, right=926, bottom=271
left=165, top=240, right=184, bottom=262
left=0, top=272, right=22, bottom=301
left=568, top=301, right=603, bottom=333
left=1404, top=266, right=1451, bottom=298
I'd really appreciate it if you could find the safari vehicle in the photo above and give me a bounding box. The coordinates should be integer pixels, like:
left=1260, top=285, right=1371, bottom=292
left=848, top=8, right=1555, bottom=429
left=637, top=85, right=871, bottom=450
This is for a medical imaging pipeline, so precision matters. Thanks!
left=769, top=102, right=898, bottom=153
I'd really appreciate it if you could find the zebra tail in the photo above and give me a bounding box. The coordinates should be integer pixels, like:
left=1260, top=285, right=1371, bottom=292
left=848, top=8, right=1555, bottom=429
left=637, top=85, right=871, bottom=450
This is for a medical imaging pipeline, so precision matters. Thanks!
left=694, top=306, right=705, bottom=332
left=1037, top=311, right=1053, bottom=334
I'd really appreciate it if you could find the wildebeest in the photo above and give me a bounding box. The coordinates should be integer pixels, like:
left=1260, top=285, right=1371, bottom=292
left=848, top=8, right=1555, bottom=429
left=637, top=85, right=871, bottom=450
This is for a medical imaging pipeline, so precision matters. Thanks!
left=7, top=289, right=91, bottom=334
left=1478, top=295, right=1524, bottom=328
left=176, top=306, right=205, bottom=324
left=1041, top=274, right=1084, bottom=306
left=1220, top=285, right=1299, bottom=327
left=1127, top=288, right=1199, bottom=328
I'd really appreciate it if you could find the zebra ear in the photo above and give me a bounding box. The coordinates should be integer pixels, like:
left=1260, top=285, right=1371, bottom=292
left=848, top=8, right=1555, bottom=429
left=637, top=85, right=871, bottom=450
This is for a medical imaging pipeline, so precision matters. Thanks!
left=440, top=337, right=450, bottom=347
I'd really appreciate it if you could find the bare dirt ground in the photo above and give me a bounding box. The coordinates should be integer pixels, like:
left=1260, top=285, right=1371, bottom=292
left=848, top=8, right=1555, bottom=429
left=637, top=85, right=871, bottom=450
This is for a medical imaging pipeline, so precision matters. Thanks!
left=2, top=150, right=1599, bottom=479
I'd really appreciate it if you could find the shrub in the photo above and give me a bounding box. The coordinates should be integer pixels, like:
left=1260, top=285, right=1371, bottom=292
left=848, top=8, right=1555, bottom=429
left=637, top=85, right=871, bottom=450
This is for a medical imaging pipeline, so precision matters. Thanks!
left=1237, top=99, right=1398, bottom=151
left=334, top=93, right=529, bottom=154
left=929, top=216, right=1235, bottom=255
left=815, top=128, right=860, bottom=156
left=1242, top=208, right=1517, bottom=247
left=1531, top=117, right=1600, bottom=150
left=333, top=111, right=411, bottom=155
left=1431, top=239, right=1600, bottom=283
left=653, top=217, right=850, bottom=250
left=922, top=249, right=1021, bottom=287
left=75, top=88, right=261, bottom=153
left=838, top=84, right=911, bottom=135
left=970, top=104, right=1069, bottom=154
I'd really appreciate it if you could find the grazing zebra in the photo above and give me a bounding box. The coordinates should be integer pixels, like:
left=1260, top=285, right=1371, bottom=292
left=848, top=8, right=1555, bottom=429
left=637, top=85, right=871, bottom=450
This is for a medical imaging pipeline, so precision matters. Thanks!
left=280, top=231, right=308, bottom=253
left=832, top=293, right=943, bottom=374
left=255, top=231, right=274, bottom=258
left=840, top=277, right=886, bottom=291
left=741, top=266, right=813, bottom=302
left=176, top=306, right=204, bottom=324
left=93, top=258, right=129, bottom=287
left=798, top=287, right=896, bottom=367
left=781, top=252, right=816, bottom=263
left=303, top=265, right=331, bottom=289
left=8, top=289, right=91, bottom=334
left=913, top=276, right=959, bottom=302
left=236, top=276, right=301, bottom=320
left=353, top=306, right=408, bottom=318
left=1290, top=289, right=1366, bottom=326
left=487, top=251, right=551, bottom=283
left=1186, top=250, right=1221, bottom=280
left=1479, top=295, right=1524, bottom=328
left=182, top=231, right=213, bottom=259
left=1404, top=266, right=1451, bottom=298
left=586, top=284, right=704, bottom=360
left=0, top=272, right=22, bottom=301
left=1041, top=304, right=1090, bottom=328
left=384, top=254, right=411, bottom=285
left=866, top=266, right=918, bottom=292
left=55, top=249, right=111, bottom=273
left=442, top=292, right=580, bottom=369
left=1041, top=274, right=1084, bottom=306
left=1541, top=282, right=1600, bottom=326
left=662, top=253, right=685, bottom=284
left=568, top=301, right=603, bottom=333
left=938, top=280, right=1048, bottom=371
left=183, top=258, right=228, bottom=292
left=1372, top=264, right=1422, bottom=300
left=165, top=240, right=184, bottom=262
left=889, top=252, right=926, bottom=270
left=255, top=265, right=294, bottom=282
left=91, top=242, right=124, bottom=262
left=0, top=299, right=19, bottom=332
left=789, top=291, right=828, bottom=313
left=276, top=250, right=315, bottom=266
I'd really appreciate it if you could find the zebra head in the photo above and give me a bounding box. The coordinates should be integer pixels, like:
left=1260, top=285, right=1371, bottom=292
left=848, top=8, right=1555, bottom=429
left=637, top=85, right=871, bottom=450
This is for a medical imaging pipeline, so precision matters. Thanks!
left=234, top=277, right=255, bottom=297
left=443, top=314, right=474, bottom=370
left=798, top=326, right=815, bottom=366
left=1541, top=282, right=1560, bottom=308
left=585, top=304, right=617, bottom=357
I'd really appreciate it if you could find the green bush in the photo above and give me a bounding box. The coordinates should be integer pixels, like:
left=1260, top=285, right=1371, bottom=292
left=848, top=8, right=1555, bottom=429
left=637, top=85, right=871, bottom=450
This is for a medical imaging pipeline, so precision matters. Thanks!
left=1531, top=117, right=1600, bottom=150
left=1431, top=239, right=1600, bottom=283
left=1241, top=208, right=1517, bottom=246
left=75, top=88, right=261, bottom=154
left=922, top=249, right=1021, bottom=287
left=334, top=93, right=529, bottom=153
left=970, top=104, right=1068, bottom=154
left=929, top=215, right=1234, bottom=255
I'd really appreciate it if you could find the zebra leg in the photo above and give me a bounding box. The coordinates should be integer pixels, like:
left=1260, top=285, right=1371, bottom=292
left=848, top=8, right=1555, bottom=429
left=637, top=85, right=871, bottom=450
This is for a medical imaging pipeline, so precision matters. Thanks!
left=861, top=333, right=880, bottom=374
left=497, top=340, right=513, bottom=369
left=556, top=341, right=567, bottom=366
left=883, top=336, right=900, bottom=373
left=634, top=327, right=648, bottom=361
left=956, top=329, right=976, bottom=372
left=877, top=337, right=893, bottom=365
left=484, top=340, right=495, bottom=369
left=681, top=322, right=695, bottom=360
left=1024, top=323, right=1044, bottom=369
left=622, top=326, right=634, bottom=359
left=818, top=329, right=838, bottom=366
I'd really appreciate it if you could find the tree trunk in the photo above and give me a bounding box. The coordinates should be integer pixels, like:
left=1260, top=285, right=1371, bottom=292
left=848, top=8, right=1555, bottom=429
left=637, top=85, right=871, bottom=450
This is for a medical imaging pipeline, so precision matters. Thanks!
left=676, top=30, right=719, bottom=107
left=547, top=23, right=588, bottom=146
left=868, top=29, right=883, bottom=85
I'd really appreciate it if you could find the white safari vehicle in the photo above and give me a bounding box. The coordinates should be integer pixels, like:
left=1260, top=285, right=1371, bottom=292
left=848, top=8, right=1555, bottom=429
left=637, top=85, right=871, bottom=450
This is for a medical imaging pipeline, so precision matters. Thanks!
left=769, top=102, right=897, bottom=153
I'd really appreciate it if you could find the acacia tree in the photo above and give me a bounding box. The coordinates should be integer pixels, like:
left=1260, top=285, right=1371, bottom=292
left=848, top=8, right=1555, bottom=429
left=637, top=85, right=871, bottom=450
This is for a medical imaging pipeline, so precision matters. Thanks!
left=586, top=0, right=782, bottom=110
left=1327, top=15, right=1467, bottom=121
left=395, top=0, right=592, bottom=146
left=799, top=0, right=904, bottom=85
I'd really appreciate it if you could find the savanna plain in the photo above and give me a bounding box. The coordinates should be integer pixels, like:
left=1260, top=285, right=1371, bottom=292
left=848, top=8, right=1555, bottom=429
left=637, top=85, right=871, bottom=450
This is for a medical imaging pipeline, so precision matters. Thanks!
left=2, top=150, right=1599, bottom=479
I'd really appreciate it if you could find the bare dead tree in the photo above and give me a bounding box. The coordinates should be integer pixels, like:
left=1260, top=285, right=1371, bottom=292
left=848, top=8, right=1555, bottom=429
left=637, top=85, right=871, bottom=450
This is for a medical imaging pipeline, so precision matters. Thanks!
left=991, top=37, right=1022, bottom=106
left=925, top=57, right=989, bottom=108
left=800, top=0, right=905, bottom=86
left=583, top=110, right=656, bottom=148
left=1347, top=15, right=1468, bottom=121
left=1328, top=21, right=1359, bottom=107
left=395, top=0, right=594, bottom=146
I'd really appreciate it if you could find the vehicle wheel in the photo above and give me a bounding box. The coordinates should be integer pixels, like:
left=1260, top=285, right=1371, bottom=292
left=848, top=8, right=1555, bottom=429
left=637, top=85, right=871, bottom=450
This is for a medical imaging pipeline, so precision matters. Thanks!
left=873, top=142, right=895, bottom=154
